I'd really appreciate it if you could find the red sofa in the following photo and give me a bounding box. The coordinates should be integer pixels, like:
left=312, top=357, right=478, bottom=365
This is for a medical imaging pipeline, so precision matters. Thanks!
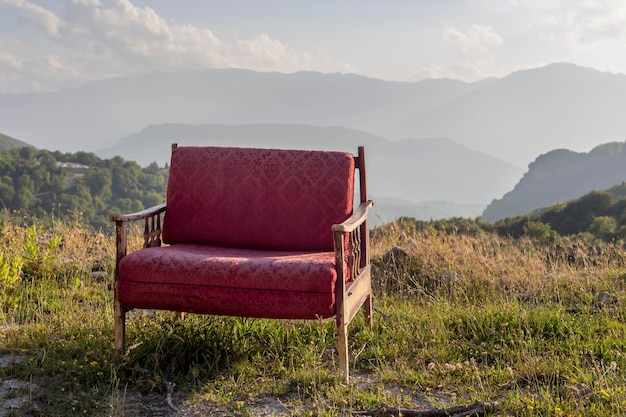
left=110, top=145, right=373, bottom=382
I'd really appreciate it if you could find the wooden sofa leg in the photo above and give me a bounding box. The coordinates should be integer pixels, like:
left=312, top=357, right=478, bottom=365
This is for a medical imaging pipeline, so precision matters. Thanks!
left=337, top=322, right=350, bottom=383
left=114, top=299, right=126, bottom=352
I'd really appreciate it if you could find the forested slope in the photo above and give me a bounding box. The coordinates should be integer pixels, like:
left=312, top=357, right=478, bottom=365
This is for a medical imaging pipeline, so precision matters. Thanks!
left=0, top=147, right=167, bottom=230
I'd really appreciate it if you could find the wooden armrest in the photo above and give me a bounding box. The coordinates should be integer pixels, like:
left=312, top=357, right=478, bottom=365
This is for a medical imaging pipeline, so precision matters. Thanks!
left=111, top=203, right=167, bottom=260
left=332, top=200, right=373, bottom=233
left=109, top=202, right=167, bottom=223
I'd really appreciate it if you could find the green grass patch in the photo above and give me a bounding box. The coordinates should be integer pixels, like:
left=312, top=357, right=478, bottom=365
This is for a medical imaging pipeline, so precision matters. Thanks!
left=3, top=218, right=626, bottom=415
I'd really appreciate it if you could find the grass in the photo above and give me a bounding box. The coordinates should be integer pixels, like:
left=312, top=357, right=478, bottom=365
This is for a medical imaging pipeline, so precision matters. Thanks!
left=2, top=214, right=626, bottom=415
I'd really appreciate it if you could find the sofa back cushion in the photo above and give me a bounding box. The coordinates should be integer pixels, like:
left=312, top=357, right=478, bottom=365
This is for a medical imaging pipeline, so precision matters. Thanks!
left=161, top=146, right=355, bottom=251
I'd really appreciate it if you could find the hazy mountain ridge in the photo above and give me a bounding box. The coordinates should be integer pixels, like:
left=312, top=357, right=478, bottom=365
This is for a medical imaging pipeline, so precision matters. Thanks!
left=0, top=68, right=485, bottom=155
left=3, top=62, right=626, bottom=223
left=3, top=63, right=625, bottom=168
left=96, top=123, right=523, bottom=224
left=483, top=140, right=626, bottom=222
left=398, top=63, right=626, bottom=166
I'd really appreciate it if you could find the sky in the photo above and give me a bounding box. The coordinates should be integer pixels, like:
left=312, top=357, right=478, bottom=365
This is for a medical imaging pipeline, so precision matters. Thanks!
left=1, top=0, right=626, bottom=94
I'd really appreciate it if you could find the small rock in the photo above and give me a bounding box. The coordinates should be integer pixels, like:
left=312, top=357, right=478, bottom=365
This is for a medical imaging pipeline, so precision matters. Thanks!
left=390, top=246, right=408, bottom=257
left=381, top=246, right=410, bottom=263
left=92, top=262, right=106, bottom=272
left=0, top=354, right=23, bottom=368
left=558, top=382, right=597, bottom=402
left=598, top=290, right=617, bottom=305
left=91, top=271, right=109, bottom=279
left=438, top=270, right=461, bottom=284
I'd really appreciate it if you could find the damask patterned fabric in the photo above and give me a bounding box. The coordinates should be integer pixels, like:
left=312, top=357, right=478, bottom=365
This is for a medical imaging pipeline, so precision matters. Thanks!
left=161, top=146, right=355, bottom=252
left=118, top=282, right=334, bottom=319
left=118, top=244, right=337, bottom=319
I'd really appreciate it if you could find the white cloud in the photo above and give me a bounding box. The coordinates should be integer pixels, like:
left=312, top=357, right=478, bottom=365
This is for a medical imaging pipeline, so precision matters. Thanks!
left=0, top=49, right=22, bottom=69
left=429, top=24, right=504, bottom=82
left=53, top=0, right=234, bottom=70
left=234, top=33, right=311, bottom=72
left=526, top=0, right=626, bottom=45
left=0, top=0, right=64, bottom=38
left=74, top=0, right=309, bottom=72
left=0, top=53, right=83, bottom=93
left=0, top=0, right=314, bottom=92
left=564, top=0, right=626, bottom=42
left=443, top=24, right=503, bottom=55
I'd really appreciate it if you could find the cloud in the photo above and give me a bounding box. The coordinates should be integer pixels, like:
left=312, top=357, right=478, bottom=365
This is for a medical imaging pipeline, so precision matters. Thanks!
left=527, top=0, right=626, bottom=44
left=443, top=24, right=503, bottom=55
left=0, top=0, right=64, bottom=38
left=0, top=49, right=22, bottom=69
left=234, top=33, right=312, bottom=72
left=430, top=24, right=504, bottom=82
left=58, top=0, right=230, bottom=69
left=0, top=52, right=83, bottom=93
left=0, top=0, right=313, bottom=92
left=564, top=0, right=626, bottom=42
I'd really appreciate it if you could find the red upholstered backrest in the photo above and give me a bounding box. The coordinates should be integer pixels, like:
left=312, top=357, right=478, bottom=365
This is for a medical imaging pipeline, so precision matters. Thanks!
left=161, top=146, right=355, bottom=251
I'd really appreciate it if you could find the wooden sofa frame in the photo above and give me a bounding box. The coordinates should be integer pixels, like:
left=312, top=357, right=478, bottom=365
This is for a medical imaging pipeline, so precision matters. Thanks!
left=110, top=144, right=373, bottom=382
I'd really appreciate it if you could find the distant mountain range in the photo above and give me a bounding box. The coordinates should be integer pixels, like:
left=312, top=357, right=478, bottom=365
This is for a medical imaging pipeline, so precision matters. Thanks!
left=2, top=63, right=626, bottom=169
left=96, top=123, right=521, bottom=224
left=483, top=140, right=626, bottom=222
left=401, top=63, right=626, bottom=167
left=3, top=62, right=626, bottom=224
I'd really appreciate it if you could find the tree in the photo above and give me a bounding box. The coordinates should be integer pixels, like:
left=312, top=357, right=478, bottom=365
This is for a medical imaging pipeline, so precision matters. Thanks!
left=0, top=149, right=167, bottom=230
left=83, top=168, right=113, bottom=200
left=588, top=216, right=617, bottom=241
left=15, top=174, right=36, bottom=210
left=523, top=221, right=557, bottom=244
left=0, top=179, right=15, bottom=208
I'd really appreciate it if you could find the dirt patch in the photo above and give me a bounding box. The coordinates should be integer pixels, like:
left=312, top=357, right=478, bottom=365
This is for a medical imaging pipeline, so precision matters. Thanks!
left=104, top=391, right=295, bottom=417
left=2, top=359, right=455, bottom=417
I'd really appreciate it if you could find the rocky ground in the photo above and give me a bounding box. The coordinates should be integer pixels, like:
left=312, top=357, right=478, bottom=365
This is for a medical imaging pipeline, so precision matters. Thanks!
left=0, top=354, right=35, bottom=417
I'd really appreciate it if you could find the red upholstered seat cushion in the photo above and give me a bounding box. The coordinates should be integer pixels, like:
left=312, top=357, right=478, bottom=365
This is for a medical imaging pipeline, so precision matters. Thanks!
left=118, top=244, right=337, bottom=319
left=161, top=146, right=355, bottom=251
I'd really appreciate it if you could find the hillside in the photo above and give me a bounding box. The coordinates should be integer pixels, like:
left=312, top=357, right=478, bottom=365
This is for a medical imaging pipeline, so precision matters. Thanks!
left=483, top=140, right=626, bottom=222
left=0, top=147, right=167, bottom=230
left=0, top=132, right=32, bottom=151
left=2, top=63, right=626, bottom=168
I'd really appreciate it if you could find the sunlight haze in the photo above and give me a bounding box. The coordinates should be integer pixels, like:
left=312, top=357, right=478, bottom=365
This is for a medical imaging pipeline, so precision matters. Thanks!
left=1, top=0, right=626, bottom=93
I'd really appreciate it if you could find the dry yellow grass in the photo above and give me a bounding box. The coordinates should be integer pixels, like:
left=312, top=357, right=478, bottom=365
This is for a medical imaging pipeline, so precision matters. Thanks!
left=371, top=219, right=626, bottom=305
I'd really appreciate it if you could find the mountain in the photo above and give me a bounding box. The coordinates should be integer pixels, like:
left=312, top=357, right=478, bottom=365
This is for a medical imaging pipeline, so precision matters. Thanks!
left=371, top=196, right=486, bottom=224
left=400, top=63, right=626, bottom=166
left=483, top=140, right=626, bottom=222
left=96, top=123, right=523, bottom=224
left=0, top=132, right=32, bottom=151
left=0, top=69, right=487, bottom=155
left=3, top=63, right=625, bottom=168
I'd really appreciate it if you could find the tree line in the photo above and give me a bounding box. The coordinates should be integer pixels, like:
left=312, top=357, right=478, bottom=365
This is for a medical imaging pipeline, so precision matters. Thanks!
left=390, top=187, right=626, bottom=244
left=3, top=146, right=626, bottom=241
left=0, top=147, right=168, bottom=231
